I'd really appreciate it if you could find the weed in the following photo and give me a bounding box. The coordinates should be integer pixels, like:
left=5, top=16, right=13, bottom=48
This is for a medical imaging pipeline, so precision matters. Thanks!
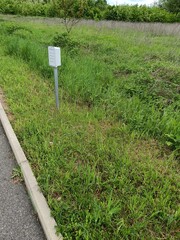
left=166, top=134, right=180, bottom=152
left=11, top=167, right=23, bottom=183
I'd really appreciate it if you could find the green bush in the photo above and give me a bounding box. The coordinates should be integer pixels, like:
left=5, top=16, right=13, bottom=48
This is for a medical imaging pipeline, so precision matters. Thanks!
left=105, top=5, right=179, bottom=23
left=0, top=0, right=18, bottom=14
left=0, top=1, right=47, bottom=17
left=52, top=33, right=79, bottom=49
left=44, top=3, right=58, bottom=17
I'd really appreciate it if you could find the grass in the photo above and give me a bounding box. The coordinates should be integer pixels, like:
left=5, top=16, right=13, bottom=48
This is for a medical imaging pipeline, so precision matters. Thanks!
left=0, top=15, right=180, bottom=239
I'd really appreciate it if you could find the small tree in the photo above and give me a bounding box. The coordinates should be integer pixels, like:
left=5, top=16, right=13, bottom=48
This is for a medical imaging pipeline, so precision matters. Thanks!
left=53, top=0, right=87, bottom=34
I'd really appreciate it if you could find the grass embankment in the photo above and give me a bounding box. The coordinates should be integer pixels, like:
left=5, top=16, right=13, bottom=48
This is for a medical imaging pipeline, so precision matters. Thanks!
left=0, top=17, right=179, bottom=239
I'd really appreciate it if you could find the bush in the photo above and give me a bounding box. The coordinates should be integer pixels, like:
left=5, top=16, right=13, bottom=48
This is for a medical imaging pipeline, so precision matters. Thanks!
left=0, top=0, right=18, bottom=14
left=44, top=4, right=58, bottom=17
left=105, top=5, right=179, bottom=23
left=0, top=0, right=47, bottom=17
left=52, top=33, right=79, bottom=53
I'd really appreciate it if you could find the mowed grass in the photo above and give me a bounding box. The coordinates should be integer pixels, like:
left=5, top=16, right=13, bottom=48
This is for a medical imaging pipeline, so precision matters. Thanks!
left=0, top=16, right=180, bottom=239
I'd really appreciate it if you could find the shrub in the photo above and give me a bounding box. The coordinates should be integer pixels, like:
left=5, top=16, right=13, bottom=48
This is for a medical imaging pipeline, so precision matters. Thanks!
left=105, top=5, right=179, bottom=23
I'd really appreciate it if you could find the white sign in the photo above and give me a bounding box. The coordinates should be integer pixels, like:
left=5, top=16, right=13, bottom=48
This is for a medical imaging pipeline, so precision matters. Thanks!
left=48, top=46, right=61, bottom=67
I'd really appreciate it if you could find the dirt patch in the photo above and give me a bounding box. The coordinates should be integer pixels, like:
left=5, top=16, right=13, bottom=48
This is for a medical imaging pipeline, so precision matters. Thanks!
left=99, top=120, right=114, bottom=132
left=113, top=69, right=133, bottom=78
left=128, top=139, right=168, bottom=162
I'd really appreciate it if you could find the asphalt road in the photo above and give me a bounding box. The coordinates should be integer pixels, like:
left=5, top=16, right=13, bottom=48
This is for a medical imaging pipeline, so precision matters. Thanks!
left=0, top=122, right=46, bottom=240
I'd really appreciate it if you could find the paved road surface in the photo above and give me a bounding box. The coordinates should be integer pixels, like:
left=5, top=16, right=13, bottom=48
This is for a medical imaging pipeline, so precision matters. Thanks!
left=0, top=121, right=46, bottom=240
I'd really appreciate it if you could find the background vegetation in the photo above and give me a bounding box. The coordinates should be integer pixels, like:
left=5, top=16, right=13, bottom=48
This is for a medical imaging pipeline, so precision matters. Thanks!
left=0, top=0, right=179, bottom=22
left=0, top=15, right=179, bottom=239
left=158, top=0, right=180, bottom=14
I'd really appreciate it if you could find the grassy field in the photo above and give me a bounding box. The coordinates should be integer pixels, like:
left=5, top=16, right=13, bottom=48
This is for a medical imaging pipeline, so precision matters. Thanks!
left=0, top=15, right=180, bottom=239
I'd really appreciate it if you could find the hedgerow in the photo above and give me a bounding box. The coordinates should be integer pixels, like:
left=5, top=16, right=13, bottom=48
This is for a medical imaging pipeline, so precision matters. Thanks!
left=0, top=0, right=179, bottom=23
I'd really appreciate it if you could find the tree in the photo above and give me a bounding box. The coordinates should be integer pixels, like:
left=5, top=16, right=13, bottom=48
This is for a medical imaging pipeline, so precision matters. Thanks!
left=158, top=0, right=180, bottom=13
left=53, top=0, right=87, bottom=33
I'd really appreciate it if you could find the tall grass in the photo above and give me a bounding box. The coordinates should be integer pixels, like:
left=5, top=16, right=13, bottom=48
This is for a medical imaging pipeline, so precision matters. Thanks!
left=1, top=14, right=180, bottom=36
left=5, top=36, right=51, bottom=78
left=2, top=20, right=179, bottom=151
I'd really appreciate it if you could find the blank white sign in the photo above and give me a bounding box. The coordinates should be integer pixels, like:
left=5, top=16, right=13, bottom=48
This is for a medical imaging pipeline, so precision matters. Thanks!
left=48, top=46, right=61, bottom=67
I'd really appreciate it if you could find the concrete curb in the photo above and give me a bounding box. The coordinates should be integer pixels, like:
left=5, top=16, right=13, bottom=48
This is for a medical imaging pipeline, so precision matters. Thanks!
left=0, top=102, right=63, bottom=240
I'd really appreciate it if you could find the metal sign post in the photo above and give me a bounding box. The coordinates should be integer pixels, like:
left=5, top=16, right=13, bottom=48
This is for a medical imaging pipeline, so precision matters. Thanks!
left=48, top=46, right=61, bottom=109
left=53, top=67, right=59, bottom=109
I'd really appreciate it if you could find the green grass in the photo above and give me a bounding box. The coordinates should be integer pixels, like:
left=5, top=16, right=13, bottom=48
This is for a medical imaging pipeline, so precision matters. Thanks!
left=0, top=16, right=180, bottom=239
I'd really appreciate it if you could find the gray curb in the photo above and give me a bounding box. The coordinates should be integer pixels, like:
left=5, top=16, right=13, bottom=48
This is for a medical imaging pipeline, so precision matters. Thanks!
left=0, top=102, right=63, bottom=240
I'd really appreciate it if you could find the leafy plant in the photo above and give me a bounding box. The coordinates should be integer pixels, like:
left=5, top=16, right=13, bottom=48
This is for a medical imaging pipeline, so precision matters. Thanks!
left=11, top=167, right=23, bottom=183
left=52, top=32, right=79, bottom=49
left=166, top=134, right=180, bottom=151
